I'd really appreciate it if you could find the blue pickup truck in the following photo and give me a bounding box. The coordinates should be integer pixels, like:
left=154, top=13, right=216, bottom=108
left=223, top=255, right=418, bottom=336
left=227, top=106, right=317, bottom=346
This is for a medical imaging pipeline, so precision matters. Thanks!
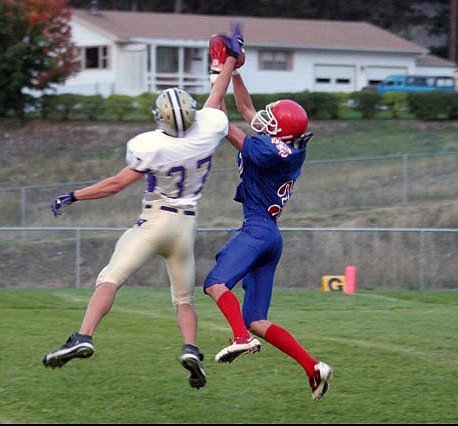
left=376, top=75, right=455, bottom=93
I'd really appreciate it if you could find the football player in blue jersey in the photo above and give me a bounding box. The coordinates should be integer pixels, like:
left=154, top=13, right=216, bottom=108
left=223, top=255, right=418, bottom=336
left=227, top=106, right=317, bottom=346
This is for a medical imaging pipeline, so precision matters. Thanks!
left=204, top=32, right=333, bottom=401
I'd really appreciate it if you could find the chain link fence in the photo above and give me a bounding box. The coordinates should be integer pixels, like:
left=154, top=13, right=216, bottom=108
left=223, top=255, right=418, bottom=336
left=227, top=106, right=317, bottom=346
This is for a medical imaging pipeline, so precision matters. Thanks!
left=1, top=153, right=457, bottom=290
left=0, top=226, right=456, bottom=290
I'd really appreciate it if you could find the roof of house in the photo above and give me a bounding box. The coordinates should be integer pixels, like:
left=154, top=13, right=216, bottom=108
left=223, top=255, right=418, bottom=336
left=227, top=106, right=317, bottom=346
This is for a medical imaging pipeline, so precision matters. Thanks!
left=415, top=53, right=456, bottom=68
left=72, top=8, right=428, bottom=54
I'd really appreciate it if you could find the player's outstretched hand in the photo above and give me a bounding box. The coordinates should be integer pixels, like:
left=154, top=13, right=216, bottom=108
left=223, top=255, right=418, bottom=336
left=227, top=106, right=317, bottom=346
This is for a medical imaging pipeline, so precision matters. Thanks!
left=208, top=22, right=245, bottom=82
left=51, top=192, right=76, bottom=217
left=226, top=21, right=244, bottom=58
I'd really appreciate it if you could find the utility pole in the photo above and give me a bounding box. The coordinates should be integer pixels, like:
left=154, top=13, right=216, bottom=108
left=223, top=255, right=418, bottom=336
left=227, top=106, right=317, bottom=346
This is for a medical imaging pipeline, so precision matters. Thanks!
left=450, top=0, right=458, bottom=63
left=174, top=0, right=183, bottom=13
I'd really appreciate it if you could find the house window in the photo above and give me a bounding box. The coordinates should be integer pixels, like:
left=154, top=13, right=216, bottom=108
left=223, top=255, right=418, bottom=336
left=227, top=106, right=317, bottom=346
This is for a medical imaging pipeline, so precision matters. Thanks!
left=156, top=47, right=179, bottom=73
left=258, top=50, right=291, bottom=71
left=315, top=78, right=331, bottom=84
left=185, top=48, right=202, bottom=73
left=76, top=46, right=110, bottom=70
left=157, top=47, right=201, bottom=74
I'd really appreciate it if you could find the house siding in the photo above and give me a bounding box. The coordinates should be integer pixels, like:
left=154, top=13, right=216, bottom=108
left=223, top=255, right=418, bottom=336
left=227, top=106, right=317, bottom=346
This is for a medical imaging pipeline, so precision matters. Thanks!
left=116, top=43, right=148, bottom=95
left=62, top=19, right=117, bottom=96
left=48, top=10, right=456, bottom=97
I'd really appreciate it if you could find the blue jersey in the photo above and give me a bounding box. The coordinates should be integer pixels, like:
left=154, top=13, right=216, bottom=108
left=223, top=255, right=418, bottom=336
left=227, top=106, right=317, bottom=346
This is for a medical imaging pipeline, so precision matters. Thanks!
left=234, top=134, right=307, bottom=221
left=205, top=133, right=308, bottom=324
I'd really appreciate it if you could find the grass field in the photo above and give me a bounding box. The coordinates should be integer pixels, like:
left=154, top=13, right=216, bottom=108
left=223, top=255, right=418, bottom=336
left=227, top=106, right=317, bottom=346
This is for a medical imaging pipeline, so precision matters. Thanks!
left=1, top=288, right=456, bottom=424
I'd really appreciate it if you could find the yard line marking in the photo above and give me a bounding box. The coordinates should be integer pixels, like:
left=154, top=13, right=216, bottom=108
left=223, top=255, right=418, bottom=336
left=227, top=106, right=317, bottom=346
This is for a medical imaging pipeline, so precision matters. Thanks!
left=0, top=415, right=14, bottom=424
left=323, top=335, right=456, bottom=363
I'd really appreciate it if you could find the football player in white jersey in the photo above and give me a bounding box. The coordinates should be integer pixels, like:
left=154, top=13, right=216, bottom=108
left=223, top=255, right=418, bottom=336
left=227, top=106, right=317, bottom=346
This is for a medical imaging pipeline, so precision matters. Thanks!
left=42, top=31, right=244, bottom=389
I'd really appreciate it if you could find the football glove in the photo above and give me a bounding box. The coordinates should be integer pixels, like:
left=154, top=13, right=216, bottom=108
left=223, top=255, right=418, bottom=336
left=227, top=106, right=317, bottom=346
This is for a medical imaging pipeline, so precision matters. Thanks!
left=227, top=21, right=244, bottom=58
left=291, top=132, right=314, bottom=149
left=208, top=24, right=245, bottom=83
left=51, top=191, right=77, bottom=217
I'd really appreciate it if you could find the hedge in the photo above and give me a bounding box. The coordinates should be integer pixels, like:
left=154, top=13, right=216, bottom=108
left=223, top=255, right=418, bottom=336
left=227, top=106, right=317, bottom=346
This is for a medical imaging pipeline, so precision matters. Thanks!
left=25, top=90, right=458, bottom=122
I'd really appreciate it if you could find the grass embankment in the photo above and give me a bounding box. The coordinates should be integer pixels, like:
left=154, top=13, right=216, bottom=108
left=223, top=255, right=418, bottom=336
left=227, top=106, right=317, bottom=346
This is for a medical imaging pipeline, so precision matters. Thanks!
left=1, top=118, right=458, bottom=229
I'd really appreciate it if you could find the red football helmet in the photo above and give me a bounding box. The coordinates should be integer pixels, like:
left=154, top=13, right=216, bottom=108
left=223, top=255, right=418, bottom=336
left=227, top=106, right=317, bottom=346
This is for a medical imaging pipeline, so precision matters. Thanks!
left=250, top=99, right=309, bottom=141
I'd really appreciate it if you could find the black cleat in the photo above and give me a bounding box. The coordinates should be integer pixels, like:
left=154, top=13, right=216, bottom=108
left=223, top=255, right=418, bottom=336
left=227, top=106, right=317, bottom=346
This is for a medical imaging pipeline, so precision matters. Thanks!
left=42, top=332, right=94, bottom=369
left=180, top=344, right=207, bottom=389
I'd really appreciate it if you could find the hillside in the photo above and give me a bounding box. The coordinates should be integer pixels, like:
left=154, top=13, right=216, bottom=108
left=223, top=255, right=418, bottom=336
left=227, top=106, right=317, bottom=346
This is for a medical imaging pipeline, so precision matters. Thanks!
left=1, top=118, right=457, bottom=229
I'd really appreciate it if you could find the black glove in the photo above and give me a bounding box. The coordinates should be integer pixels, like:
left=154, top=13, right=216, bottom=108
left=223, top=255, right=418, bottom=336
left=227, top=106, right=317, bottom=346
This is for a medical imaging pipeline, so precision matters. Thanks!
left=51, top=192, right=77, bottom=217
left=292, top=132, right=313, bottom=149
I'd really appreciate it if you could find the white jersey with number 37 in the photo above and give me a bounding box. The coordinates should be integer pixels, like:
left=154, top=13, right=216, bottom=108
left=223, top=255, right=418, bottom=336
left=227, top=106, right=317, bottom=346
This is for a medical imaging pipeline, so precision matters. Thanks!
left=126, top=107, right=228, bottom=209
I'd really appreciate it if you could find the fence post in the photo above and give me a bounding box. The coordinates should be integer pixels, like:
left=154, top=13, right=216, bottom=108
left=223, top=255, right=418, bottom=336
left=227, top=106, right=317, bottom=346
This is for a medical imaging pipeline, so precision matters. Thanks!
left=402, top=154, right=409, bottom=204
left=75, top=228, right=81, bottom=288
left=419, top=230, right=425, bottom=290
left=20, top=187, right=26, bottom=226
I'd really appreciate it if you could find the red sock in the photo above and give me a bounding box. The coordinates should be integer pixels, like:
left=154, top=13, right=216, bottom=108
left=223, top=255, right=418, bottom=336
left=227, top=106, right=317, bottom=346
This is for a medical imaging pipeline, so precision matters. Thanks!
left=216, top=291, right=250, bottom=339
left=264, top=323, right=317, bottom=377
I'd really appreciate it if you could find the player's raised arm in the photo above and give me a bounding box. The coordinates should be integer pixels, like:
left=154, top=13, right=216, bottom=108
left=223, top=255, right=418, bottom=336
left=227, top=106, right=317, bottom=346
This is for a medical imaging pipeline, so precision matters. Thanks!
left=225, top=122, right=246, bottom=152
left=231, top=72, right=256, bottom=124
left=204, top=56, right=237, bottom=109
left=204, top=23, right=245, bottom=109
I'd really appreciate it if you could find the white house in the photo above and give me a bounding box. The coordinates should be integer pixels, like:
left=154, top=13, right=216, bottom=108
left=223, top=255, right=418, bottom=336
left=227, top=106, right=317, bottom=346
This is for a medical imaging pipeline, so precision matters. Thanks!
left=414, top=53, right=457, bottom=76
left=55, top=7, right=457, bottom=97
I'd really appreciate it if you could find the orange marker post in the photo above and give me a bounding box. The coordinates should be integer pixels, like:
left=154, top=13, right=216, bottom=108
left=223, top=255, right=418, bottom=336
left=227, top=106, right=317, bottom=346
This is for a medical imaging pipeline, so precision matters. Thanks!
left=344, top=265, right=356, bottom=294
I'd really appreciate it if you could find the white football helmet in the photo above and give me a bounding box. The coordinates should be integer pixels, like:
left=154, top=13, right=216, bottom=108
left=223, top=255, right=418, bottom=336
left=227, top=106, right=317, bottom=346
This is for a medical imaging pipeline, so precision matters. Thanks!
left=250, top=99, right=309, bottom=141
left=152, top=88, right=197, bottom=137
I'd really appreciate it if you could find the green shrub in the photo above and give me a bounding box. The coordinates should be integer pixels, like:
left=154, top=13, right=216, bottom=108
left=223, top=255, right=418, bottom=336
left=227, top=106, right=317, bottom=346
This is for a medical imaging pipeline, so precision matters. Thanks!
left=33, top=89, right=458, bottom=123
left=249, top=93, right=276, bottom=111
left=445, top=92, right=458, bottom=119
left=351, top=91, right=382, bottom=119
left=192, top=93, right=209, bottom=109
left=39, top=94, right=54, bottom=119
left=105, top=94, right=135, bottom=120
left=245, top=92, right=339, bottom=120
left=134, top=92, right=156, bottom=120
left=407, top=91, right=451, bottom=120
left=382, top=91, right=408, bottom=118
left=79, top=95, right=106, bottom=121
left=306, top=91, right=340, bottom=119
left=41, top=94, right=81, bottom=120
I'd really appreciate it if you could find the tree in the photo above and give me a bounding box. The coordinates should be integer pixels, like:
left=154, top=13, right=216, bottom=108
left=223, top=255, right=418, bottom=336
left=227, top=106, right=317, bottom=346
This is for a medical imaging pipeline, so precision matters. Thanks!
left=0, top=0, right=77, bottom=125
